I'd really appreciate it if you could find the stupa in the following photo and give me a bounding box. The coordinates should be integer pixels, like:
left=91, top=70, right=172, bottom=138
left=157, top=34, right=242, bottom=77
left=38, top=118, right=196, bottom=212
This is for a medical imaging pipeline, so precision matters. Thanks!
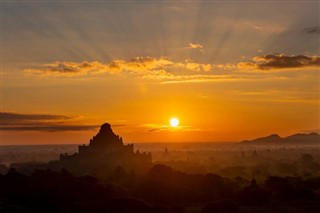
left=53, top=123, right=152, bottom=177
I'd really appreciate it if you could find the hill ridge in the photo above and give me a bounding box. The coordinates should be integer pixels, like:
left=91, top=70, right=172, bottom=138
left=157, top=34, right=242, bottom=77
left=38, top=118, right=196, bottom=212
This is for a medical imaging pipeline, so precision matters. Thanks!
left=241, top=132, right=320, bottom=144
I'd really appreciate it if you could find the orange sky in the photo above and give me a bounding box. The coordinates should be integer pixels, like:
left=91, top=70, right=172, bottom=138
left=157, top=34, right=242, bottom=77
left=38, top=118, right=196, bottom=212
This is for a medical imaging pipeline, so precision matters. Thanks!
left=1, top=1, right=319, bottom=145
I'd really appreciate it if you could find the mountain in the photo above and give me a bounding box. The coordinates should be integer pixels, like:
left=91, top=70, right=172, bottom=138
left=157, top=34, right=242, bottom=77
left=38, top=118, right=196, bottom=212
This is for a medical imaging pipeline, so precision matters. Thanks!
left=241, top=133, right=320, bottom=145
left=241, top=134, right=282, bottom=144
left=284, top=133, right=320, bottom=144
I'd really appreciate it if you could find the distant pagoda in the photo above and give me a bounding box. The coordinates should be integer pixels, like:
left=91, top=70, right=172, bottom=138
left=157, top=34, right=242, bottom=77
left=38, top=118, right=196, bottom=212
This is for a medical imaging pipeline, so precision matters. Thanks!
left=52, top=123, right=152, bottom=177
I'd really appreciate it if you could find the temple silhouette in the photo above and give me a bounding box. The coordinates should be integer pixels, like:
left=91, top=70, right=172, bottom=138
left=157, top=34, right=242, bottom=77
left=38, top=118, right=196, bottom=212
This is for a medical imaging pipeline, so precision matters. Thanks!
left=50, top=123, right=152, bottom=177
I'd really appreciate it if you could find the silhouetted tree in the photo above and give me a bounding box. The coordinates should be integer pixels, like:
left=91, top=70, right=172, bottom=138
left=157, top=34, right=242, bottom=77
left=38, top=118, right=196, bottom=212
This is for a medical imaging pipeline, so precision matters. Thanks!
left=238, top=178, right=269, bottom=206
left=202, top=199, right=239, bottom=213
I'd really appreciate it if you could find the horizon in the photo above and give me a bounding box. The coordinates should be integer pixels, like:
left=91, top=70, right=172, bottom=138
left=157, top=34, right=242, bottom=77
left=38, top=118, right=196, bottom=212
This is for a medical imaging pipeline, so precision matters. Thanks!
left=1, top=1, right=320, bottom=145
left=2, top=124, right=319, bottom=146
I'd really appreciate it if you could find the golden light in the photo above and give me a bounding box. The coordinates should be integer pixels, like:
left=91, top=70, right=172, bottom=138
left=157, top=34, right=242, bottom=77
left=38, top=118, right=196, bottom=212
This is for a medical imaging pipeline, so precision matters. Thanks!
left=170, top=118, right=179, bottom=127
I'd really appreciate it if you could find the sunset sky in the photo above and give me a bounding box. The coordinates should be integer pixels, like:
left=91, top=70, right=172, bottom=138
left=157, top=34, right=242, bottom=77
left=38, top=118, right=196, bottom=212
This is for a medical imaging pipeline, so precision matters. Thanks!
left=1, top=0, right=319, bottom=145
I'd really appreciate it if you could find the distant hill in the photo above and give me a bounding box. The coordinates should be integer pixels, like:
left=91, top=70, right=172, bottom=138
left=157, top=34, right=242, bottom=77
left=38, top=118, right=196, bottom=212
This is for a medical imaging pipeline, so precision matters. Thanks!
left=241, top=133, right=320, bottom=145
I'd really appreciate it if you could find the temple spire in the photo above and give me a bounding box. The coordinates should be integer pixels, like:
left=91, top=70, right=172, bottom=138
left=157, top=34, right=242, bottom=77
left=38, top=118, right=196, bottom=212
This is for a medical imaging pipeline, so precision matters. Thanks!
left=89, top=123, right=123, bottom=147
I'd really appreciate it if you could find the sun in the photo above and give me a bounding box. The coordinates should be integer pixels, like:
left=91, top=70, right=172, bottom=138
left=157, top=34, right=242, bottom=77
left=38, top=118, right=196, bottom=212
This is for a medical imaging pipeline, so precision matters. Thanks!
left=170, top=118, right=179, bottom=127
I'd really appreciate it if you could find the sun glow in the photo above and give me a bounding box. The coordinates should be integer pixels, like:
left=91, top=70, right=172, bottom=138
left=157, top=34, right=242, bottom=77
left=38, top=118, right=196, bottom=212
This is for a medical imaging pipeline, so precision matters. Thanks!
left=170, top=118, right=179, bottom=127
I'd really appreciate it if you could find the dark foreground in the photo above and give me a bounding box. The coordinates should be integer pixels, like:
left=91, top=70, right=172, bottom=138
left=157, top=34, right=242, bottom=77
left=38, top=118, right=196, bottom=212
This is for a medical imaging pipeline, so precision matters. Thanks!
left=1, top=165, right=320, bottom=213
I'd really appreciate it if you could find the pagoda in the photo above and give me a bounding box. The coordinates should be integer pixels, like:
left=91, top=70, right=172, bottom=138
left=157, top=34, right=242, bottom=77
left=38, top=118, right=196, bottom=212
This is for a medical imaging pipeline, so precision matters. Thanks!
left=54, top=123, right=152, bottom=177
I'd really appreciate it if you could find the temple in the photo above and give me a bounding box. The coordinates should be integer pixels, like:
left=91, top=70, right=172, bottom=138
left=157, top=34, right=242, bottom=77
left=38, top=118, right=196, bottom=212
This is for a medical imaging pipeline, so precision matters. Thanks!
left=51, top=123, right=152, bottom=177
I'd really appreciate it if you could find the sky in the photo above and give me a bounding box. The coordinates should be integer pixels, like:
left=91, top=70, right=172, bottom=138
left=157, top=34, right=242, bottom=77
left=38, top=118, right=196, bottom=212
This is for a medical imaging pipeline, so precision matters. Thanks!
left=1, top=0, right=319, bottom=145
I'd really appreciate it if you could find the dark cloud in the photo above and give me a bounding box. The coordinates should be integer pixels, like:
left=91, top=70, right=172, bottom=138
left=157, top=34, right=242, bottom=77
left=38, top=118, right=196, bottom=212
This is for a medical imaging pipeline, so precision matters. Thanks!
left=1, top=112, right=70, bottom=122
left=238, top=54, right=320, bottom=70
left=1, top=125, right=98, bottom=132
left=302, top=26, right=320, bottom=34
left=148, top=128, right=162, bottom=132
left=0, top=112, right=98, bottom=132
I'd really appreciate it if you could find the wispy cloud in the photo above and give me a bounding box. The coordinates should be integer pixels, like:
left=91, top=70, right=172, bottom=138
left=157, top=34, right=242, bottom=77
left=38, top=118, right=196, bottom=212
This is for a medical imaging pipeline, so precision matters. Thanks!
left=140, top=123, right=200, bottom=133
left=1, top=125, right=98, bottom=132
left=188, top=42, right=204, bottom=53
left=0, top=112, right=98, bottom=132
left=1, top=112, right=70, bottom=121
left=158, top=74, right=247, bottom=84
left=302, top=26, right=320, bottom=34
left=189, top=42, right=203, bottom=49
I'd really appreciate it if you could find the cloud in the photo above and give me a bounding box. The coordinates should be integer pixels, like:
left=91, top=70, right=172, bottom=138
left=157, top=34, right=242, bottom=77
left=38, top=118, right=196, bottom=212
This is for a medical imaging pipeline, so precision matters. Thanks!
left=1, top=112, right=70, bottom=122
left=140, top=123, right=200, bottom=133
left=189, top=42, right=203, bottom=49
left=302, top=26, right=320, bottom=34
left=238, top=54, right=320, bottom=70
left=1, top=125, right=98, bottom=132
left=24, top=61, right=120, bottom=77
left=24, top=57, right=212, bottom=78
left=0, top=112, right=98, bottom=132
left=214, top=63, right=237, bottom=70
left=24, top=54, right=320, bottom=84
left=158, top=74, right=246, bottom=84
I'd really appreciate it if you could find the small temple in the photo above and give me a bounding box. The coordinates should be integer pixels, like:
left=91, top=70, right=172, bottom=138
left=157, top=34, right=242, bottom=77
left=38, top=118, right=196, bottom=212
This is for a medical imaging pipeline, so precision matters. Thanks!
left=51, top=123, right=152, bottom=177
